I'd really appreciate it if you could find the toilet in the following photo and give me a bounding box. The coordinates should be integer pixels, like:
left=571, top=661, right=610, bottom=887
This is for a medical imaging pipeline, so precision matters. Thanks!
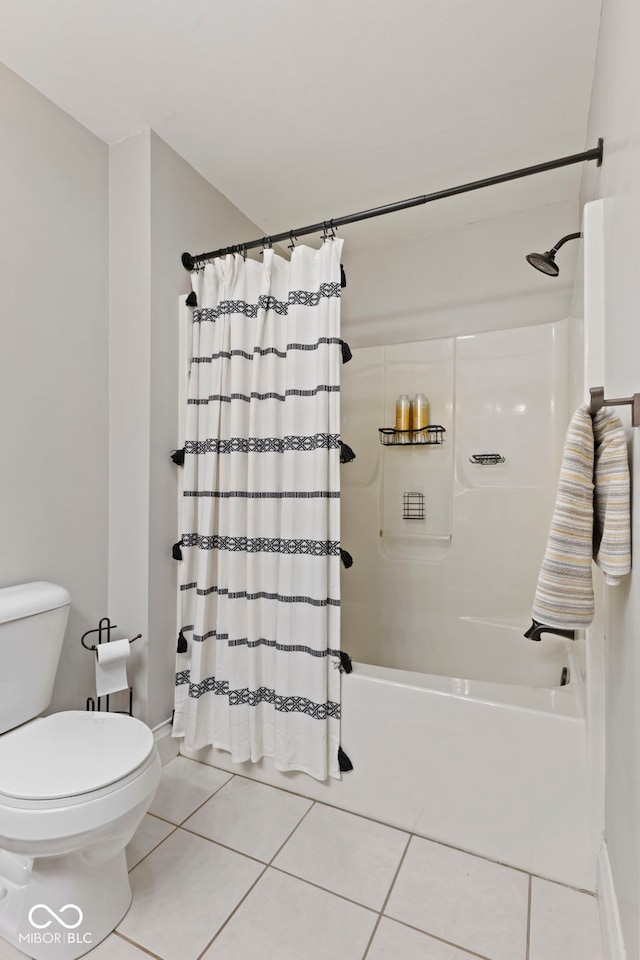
left=0, top=582, right=161, bottom=960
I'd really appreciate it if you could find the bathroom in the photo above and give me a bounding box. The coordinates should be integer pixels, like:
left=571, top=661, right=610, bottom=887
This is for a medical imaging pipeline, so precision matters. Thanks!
left=0, top=1, right=639, bottom=958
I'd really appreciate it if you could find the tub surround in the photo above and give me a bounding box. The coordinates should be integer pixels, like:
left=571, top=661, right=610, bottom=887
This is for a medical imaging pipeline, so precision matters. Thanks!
left=340, top=320, right=570, bottom=674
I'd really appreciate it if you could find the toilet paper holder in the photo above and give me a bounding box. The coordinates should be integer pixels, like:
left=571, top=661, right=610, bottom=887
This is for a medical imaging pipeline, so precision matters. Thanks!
left=82, top=617, right=141, bottom=716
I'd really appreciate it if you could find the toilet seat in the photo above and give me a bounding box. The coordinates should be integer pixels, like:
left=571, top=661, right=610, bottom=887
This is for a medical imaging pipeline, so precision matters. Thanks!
left=0, top=711, right=154, bottom=801
left=0, top=715, right=160, bottom=853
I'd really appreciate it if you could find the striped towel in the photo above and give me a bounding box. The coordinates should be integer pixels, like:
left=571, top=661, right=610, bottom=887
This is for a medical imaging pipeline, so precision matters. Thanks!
left=593, top=407, right=631, bottom=584
left=532, top=404, right=630, bottom=628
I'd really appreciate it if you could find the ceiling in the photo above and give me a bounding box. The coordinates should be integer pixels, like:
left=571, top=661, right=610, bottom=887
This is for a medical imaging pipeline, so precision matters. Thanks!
left=0, top=1, right=602, bottom=251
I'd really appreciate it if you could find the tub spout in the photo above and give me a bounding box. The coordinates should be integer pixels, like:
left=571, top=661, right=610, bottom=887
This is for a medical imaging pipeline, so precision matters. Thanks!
left=524, top=619, right=575, bottom=642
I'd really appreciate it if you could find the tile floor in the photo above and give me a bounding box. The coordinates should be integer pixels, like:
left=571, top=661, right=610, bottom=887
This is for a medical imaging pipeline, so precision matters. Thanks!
left=4, top=755, right=606, bottom=960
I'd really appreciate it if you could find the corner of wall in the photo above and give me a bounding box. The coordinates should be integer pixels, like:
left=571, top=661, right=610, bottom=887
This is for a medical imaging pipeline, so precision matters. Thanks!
left=108, top=130, right=152, bottom=721
left=598, top=841, right=628, bottom=960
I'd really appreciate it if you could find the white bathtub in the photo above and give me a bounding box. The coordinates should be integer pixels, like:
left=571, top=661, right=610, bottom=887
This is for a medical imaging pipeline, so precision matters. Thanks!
left=182, top=628, right=597, bottom=890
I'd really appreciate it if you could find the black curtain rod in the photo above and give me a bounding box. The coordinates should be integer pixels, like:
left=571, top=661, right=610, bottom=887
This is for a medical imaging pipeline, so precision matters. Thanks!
left=181, top=138, right=603, bottom=271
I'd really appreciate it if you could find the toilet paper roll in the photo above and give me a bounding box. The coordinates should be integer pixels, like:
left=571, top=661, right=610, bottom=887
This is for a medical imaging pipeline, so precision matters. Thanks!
left=95, top=638, right=130, bottom=698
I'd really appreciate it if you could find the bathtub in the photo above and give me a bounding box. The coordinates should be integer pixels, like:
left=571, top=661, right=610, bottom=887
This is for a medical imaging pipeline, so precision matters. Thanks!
left=182, top=623, right=597, bottom=890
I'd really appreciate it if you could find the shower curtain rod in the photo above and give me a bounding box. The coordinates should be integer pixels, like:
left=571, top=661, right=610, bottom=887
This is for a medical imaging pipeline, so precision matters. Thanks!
left=181, top=138, right=603, bottom=271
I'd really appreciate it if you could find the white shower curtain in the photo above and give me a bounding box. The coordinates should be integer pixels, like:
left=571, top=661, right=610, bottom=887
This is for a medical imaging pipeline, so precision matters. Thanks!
left=173, top=240, right=344, bottom=780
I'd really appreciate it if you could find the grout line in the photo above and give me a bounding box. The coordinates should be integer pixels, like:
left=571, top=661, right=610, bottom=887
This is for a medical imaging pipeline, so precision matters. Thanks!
left=145, top=811, right=183, bottom=828
left=177, top=773, right=236, bottom=827
left=376, top=917, right=499, bottom=960
left=127, top=822, right=179, bottom=873
left=134, top=792, right=315, bottom=876
left=176, top=770, right=316, bottom=866
left=194, top=864, right=269, bottom=960
left=145, top=811, right=177, bottom=825
left=526, top=873, right=533, bottom=960
left=269, top=864, right=378, bottom=915
left=268, top=800, right=316, bottom=865
left=361, top=832, right=412, bottom=959
left=197, top=761, right=326, bottom=805
left=176, top=755, right=597, bottom=895
left=379, top=833, right=412, bottom=914
left=178, top=825, right=269, bottom=867
left=147, top=771, right=236, bottom=830
left=114, top=930, right=164, bottom=958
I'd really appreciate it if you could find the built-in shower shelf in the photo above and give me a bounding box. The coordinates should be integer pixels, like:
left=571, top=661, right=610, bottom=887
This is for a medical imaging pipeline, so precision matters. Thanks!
left=378, top=425, right=446, bottom=446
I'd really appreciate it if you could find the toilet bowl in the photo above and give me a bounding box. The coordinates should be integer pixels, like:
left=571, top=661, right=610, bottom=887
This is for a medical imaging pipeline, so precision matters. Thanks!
left=0, top=714, right=160, bottom=959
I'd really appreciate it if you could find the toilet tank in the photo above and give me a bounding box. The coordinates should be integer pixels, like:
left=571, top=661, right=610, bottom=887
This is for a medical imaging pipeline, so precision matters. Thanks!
left=0, top=582, right=71, bottom=734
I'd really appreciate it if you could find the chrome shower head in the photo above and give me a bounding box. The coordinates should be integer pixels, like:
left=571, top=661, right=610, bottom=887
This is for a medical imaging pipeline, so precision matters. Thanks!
left=525, top=232, right=581, bottom=277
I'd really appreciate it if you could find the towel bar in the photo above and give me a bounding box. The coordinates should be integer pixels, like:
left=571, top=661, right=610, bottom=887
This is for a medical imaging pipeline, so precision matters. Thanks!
left=589, top=386, right=640, bottom=427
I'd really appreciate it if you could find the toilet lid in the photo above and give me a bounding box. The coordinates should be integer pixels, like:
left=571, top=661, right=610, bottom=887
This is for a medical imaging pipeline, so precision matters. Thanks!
left=0, top=711, right=154, bottom=800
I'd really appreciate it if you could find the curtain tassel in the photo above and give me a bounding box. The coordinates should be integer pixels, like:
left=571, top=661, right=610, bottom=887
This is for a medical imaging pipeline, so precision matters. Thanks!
left=339, top=441, right=356, bottom=464
left=170, top=447, right=185, bottom=466
left=341, top=340, right=353, bottom=364
left=172, top=541, right=183, bottom=561
left=340, top=549, right=354, bottom=569
left=340, top=264, right=347, bottom=288
left=186, top=291, right=198, bottom=307
left=339, top=650, right=353, bottom=674
left=177, top=630, right=188, bottom=654
left=338, top=746, right=354, bottom=772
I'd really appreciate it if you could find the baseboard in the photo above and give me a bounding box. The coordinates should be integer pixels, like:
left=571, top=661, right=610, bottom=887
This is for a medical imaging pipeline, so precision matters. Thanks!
left=152, top=718, right=179, bottom=766
left=598, top=842, right=627, bottom=960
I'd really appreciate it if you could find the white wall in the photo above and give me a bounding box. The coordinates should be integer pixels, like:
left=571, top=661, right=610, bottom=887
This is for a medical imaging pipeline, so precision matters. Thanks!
left=109, top=130, right=261, bottom=728
left=0, top=63, right=109, bottom=712
left=0, top=74, right=260, bottom=729
left=580, top=0, right=640, bottom=955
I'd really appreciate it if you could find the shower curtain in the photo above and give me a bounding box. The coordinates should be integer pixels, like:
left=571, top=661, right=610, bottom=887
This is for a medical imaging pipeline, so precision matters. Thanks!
left=173, top=240, right=344, bottom=781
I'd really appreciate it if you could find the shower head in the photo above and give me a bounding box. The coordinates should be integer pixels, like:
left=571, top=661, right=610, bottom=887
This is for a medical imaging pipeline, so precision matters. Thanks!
left=526, top=250, right=559, bottom=276
left=525, top=232, right=581, bottom=277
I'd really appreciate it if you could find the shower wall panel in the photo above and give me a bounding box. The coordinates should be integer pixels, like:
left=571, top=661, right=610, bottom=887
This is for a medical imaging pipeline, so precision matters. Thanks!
left=340, top=320, right=570, bottom=674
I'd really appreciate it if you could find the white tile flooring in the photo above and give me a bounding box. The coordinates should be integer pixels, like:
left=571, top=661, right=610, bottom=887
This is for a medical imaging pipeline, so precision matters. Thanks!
left=4, top=755, right=606, bottom=960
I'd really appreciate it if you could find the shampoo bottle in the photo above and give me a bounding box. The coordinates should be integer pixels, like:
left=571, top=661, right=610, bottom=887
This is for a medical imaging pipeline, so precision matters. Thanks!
left=412, top=393, right=429, bottom=442
left=395, top=395, right=411, bottom=443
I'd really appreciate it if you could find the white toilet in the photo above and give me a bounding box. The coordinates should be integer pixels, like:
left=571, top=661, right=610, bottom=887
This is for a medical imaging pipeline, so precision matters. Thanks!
left=0, top=582, right=161, bottom=960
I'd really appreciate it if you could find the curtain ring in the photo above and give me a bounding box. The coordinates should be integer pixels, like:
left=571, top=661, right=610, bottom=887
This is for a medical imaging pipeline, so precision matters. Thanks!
left=288, top=231, right=297, bottom=251
left=322, top=221, right=336, bottom=242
